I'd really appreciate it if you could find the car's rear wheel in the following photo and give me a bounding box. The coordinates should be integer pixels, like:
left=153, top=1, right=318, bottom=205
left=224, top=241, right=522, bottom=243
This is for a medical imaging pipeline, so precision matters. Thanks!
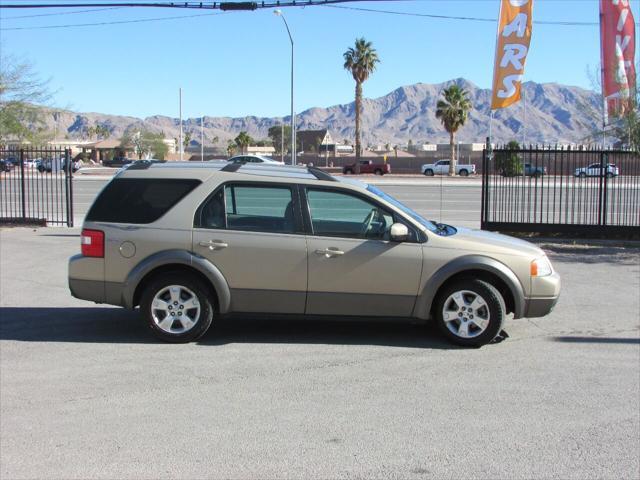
left=140, top=273, right=214, bottom=343
left=578, top=172, right=587, bottom=178
left=434, top=279, right=505, bottom=347
left=374, top=169, right=383, bottom=176
left=424, top=169, right=434, bottom=176
left=459, top=169, right=469, bottom=177
left=606, top=172, right=614, bottom=178
left=344, top=169, right=353, bottom=175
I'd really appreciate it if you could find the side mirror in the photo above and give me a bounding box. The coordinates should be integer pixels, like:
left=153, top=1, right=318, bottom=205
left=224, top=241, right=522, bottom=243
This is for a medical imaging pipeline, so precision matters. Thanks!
left=390, top=223, right=409, bottom=242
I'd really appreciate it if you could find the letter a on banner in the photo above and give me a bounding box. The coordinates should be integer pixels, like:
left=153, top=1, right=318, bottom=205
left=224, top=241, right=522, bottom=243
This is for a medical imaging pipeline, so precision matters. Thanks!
left=600, top=0, right=637, bottom=121
left=491, top=0, right=534, bottom=110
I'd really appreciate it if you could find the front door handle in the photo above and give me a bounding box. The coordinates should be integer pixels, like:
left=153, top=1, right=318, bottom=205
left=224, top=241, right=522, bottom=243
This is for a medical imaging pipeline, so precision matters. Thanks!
left=199, top=240, right=228, bottom=250
left=315, top=247, right=345, bottom=258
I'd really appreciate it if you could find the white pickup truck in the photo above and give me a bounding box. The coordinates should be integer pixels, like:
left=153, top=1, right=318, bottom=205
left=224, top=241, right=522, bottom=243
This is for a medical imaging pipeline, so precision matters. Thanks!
left=421, top=160, right=476, bottom=177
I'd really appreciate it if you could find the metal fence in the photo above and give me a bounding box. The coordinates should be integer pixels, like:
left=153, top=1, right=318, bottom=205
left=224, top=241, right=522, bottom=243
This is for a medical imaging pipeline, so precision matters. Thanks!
left=481, top=145, right=640, bottom=236
left=0, top=147, right=74, bottom=227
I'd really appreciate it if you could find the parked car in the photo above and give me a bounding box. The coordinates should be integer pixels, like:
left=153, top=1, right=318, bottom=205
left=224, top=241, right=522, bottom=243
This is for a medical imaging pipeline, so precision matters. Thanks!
left=421, top=160, right=475, bottom=177
left=574, top=163, right=619, bottom=178
left=103, top=157, right=134, bottom=168
left=37, top=157, right=80, bottom=173
left=69, top=162, right=560, bottom=347
left=227, top=155, right=284, bottom=165
left=501, top=164, right=547, bottom=178
left=0, top=159, right=13, bottom=172
left=343, top=160, right=391, bottom=175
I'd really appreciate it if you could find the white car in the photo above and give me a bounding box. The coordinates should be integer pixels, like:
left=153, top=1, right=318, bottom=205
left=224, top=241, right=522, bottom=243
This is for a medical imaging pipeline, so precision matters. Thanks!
left=574, top=163, right=619, bottom=178
left=227, top=155, right=284, bottom=165
left=421, top=160, right=476, bottom=177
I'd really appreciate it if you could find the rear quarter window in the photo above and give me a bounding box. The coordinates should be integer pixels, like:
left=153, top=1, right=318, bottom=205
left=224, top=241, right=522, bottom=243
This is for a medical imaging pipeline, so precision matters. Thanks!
left=86, top=178, right=201, bottom=224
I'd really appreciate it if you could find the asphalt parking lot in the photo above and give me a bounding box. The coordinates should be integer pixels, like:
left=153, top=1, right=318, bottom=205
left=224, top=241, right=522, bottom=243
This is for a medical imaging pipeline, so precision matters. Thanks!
left=1, top=225, right=639, bottom=479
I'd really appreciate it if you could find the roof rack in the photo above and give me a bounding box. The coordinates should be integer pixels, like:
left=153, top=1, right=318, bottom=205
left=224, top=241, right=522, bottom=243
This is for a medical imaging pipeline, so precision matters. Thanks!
left=221, top=162, right=243, bottom=172
left=307, top=166, right=337, bottom=182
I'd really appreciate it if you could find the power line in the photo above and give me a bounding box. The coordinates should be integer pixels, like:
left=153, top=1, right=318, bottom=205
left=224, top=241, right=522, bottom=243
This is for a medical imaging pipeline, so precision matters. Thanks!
left=2, top=6, right=123, bottom=19
left=323, top=4, right=603, bottom=26
left=0, top=10, right=226, bottom=29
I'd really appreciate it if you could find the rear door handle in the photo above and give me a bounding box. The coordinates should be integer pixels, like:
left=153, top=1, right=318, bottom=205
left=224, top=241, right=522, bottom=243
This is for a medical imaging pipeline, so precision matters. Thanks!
left=199, top=240, right=228, bottom=250
left=315, top=247, right=344, bottom=257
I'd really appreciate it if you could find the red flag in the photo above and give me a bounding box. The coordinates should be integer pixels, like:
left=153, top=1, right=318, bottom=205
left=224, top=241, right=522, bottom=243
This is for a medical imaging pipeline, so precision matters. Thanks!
left=600, top=0, right=637, bottom=121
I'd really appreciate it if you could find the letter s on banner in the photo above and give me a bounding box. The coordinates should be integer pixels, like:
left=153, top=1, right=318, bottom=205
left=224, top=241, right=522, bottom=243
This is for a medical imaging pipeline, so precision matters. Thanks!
left=491, top=0, right=534, bottom=110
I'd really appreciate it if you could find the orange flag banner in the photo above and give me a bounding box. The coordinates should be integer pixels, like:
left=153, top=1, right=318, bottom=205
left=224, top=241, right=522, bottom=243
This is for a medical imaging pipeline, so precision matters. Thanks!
left=491, top=0, right=534, bottom=110
left=600, top=0, right=637, bottom=121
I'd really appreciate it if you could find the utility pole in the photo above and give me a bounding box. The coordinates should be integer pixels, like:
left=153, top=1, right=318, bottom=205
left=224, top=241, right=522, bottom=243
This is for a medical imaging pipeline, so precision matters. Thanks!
left=179, top=87, right=183, bottom=161
left=201, top=116, right=204, bottom=162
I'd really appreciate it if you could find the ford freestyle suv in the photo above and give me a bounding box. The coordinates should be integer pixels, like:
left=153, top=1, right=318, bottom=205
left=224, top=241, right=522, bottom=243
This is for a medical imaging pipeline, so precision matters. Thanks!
left=69, top=162, right=560, bottom=347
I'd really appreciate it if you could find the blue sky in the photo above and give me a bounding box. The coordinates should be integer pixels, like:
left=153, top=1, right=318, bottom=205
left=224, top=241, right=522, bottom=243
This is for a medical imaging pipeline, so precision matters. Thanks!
left=1, top=0, right=638, bottom=119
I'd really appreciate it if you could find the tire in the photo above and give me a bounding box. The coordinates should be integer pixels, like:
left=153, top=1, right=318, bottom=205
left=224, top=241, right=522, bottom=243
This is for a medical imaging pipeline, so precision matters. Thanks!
left=606, top=172, right=614, bottom=179
left=424, top=169, right=434, bottom=177
left=344, top=169, right=353, bottom=175
left=374, top=169, right=383, bottom=176
left=434, top=278, right=505, bottom=347
left=140, top=272, right=214, bottom=343
left=459, top=169, right=469, bottom=177
left=578, top=172, right=587, bottom=179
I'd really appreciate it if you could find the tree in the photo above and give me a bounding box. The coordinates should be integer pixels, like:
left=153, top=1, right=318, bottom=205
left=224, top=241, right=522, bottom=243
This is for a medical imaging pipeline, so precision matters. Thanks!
left=227, top=140, right=237, bottom=157
left=435, top=84, right=472, bottom=176
left=183, top=132, right=191, bottom=151
left=0, top=56, right=52, bottom=144
left=343, top=37, right=380, bottom=171
left=234, top=131, right=253, bottom=154
left=268, top=125, right=292, bottom=153
left=495, top=140, right=523, bottom=176
left=121, top=130, right=168, bottom=160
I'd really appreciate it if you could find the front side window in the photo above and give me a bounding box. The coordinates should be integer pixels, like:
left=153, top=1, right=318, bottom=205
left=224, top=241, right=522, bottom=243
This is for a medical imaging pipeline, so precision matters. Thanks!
left=306, top=189, right=394, bottom=240
left=197, top=184, right=296, bottom=234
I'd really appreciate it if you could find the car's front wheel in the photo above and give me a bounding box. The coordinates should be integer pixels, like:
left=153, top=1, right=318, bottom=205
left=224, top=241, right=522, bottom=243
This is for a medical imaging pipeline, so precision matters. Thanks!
left=424, top=169, right=434, bottom=176
left=140, top=273, right=214, bottom=343
left=434, top=279, right=505, bottom=347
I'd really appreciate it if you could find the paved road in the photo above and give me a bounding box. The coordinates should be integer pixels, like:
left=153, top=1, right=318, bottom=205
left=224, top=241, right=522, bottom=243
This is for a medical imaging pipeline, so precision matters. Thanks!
left=1, top=227, right=639, bottom=479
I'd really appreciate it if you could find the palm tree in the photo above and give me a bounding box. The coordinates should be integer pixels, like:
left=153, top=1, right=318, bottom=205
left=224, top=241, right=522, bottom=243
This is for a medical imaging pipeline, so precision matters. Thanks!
left=435, top=85, right=472, bottom=176
left=343, top=38, right=380, bottom=171
left=234, top=131, right=253, bottom=154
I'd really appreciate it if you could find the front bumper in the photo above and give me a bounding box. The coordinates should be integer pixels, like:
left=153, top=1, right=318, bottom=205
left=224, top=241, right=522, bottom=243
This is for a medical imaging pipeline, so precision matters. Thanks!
left=524, top=271, right=561, bottom=318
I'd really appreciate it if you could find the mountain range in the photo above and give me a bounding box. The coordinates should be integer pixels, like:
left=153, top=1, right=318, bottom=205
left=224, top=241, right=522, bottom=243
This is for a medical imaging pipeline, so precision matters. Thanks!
left=42, top=78, right=601, bottom=147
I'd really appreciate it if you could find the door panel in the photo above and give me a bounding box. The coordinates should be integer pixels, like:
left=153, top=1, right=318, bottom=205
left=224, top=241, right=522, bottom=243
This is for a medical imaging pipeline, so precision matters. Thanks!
left=193, top=229, right=307, bottom=313
left=193, top=183, right=307, bottom=314
left=306, top=237, right=422, bottom=316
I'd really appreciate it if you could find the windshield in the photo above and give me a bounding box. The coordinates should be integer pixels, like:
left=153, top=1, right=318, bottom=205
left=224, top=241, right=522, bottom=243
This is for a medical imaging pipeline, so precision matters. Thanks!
left=366, top=185, right=439, bottom=233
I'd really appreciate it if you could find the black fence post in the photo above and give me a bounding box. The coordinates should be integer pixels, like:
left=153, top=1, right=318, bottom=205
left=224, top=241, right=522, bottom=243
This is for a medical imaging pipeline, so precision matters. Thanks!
left=19, top=149, right=26, bottom=220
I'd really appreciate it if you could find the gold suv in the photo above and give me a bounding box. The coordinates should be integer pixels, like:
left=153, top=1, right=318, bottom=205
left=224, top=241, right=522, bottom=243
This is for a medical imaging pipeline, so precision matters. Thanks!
left=69, top=162, right=560, bottom=347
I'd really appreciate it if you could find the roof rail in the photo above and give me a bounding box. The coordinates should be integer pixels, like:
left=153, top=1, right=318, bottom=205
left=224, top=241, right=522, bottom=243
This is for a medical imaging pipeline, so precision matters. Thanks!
left=307, top=166, right=337, bottom=182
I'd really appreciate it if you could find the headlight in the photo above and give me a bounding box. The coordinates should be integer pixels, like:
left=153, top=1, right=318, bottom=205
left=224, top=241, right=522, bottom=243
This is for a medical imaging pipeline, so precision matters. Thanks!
left=531, top=257, right=553, bottom=277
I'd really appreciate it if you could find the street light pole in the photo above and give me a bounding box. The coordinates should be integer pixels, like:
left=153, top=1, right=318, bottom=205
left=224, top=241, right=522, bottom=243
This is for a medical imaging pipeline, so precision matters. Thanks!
left=274, top=9, right=295, bottom=165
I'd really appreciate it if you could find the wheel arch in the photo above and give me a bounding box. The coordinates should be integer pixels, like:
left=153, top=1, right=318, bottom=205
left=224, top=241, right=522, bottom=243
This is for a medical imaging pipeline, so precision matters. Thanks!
left=413, top=255, right=525, bottom=320
left=122, top=250, right=231, bottom=313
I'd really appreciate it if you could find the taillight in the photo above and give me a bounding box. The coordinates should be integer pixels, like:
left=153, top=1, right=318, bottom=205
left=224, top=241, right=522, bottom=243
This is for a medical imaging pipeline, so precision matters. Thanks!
left=81, top=229, right=104, bottom=258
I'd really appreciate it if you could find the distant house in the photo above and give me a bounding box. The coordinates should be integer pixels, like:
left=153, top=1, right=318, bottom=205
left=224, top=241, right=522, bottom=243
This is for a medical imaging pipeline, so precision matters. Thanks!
left=80, top=139, right=131, bottom=163
left=297, top=129, right=334, bottom=155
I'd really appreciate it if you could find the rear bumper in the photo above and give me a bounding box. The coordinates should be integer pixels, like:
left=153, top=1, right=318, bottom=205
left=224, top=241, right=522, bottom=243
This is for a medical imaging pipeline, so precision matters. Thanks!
left=69, top=277, right=105, bottom=303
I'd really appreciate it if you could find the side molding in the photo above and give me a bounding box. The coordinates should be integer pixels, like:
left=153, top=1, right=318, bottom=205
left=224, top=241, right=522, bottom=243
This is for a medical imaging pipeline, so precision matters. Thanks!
left=121, top=249, right=231, bottom=313
left=413, top=255, right=525, bottom=320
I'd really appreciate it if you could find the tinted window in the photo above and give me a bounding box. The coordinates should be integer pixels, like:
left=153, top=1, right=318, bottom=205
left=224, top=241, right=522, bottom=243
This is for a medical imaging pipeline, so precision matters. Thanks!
left=197, top=184, right=295, bottom=233
left=86, top=178, right=200, bottom=224
left=307, top=189, right=393, bottom=240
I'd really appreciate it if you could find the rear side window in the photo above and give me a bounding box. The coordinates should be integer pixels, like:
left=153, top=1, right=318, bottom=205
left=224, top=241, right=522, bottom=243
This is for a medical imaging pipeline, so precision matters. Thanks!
left=86, top=178, right=200, bottom=224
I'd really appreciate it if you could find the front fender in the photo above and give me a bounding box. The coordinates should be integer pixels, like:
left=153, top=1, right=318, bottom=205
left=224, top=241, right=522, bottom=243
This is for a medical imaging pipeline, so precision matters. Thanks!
left=413, top=255, right=525, bottom=320
left=121, top=249, right=231, bottom=313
